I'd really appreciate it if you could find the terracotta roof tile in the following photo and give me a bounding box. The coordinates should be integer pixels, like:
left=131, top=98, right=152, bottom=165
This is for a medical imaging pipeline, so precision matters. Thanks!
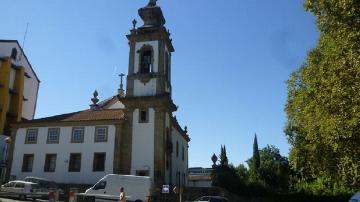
left=22, top=109, right=125, bottom=124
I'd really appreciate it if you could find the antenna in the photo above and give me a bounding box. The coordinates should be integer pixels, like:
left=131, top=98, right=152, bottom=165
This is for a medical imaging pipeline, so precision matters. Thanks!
left=19, top=23, right=29, bottom=61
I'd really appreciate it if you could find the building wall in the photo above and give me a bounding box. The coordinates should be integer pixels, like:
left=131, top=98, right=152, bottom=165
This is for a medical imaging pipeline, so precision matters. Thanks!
left=187, top=180, right=212, bottom=188
left=130, top=108, right=155, bottom=180
left=133, top=79, right=157, bottom=97
left=171, top=126, right=189, bottom=187
left=164, top=113, right=170, bottom=184
left=0, top=41, right=39, bottom=122
left=107, top=101, right=125, bottom=109
left=11, top=125, right=116, bottom=184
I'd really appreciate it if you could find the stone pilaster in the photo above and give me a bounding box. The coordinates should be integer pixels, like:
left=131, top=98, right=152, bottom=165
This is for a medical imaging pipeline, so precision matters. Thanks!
left=126, top=41, right=136, bottom=97
left=153, top=108, right=166, bottom=187
left=118, top=109, right=134, bottom=174
left=113, top=124, right=123, bottom=174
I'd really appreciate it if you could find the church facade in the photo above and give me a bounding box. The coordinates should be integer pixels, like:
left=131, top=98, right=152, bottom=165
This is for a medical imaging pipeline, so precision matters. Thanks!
left=8, top=1, right=190, bottom=190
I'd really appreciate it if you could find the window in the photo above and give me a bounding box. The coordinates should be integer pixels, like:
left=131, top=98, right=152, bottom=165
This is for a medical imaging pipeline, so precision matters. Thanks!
left=47, top=128, right=60, bottom=144
left=93, top=181, right=106, bottom=190
left=93, top=153, right=106, bottom=172
left=183, top=173, right=186, bottom=186
left=15, top=182, right=25, bottom=188
left=94, top=127, right=108, bottom=142
left=71, top=127, right=84, bottom=143
left=139, top=109, right=148, bottom=123
left=22, top=154, right=34, bottom=172
left=68, top=153, right=81, bottom=172
left=182, top=146, right=185, bottom=161
left=10, top=48, right=17, bottom=60
left=136, top=170, right=150, bottom=176
left=140, top=49, right=152, bottom=73
left=176, top=141, right=179, bottom=158
left=44, top=154, right=57, bottom=172
left=25, top=129, right=38, bottom=144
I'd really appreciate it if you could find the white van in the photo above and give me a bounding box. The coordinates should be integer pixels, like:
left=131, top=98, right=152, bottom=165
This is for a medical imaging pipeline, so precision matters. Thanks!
left=84, top=174, right=152, bottom=202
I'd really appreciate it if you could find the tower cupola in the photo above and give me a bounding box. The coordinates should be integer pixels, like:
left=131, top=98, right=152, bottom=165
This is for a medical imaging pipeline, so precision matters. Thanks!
left=138, top=0, right=166, bottom=28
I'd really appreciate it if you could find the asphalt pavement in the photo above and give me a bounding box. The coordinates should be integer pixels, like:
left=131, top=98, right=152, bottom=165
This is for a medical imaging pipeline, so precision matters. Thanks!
left=0, top=197, right=47, bottom=202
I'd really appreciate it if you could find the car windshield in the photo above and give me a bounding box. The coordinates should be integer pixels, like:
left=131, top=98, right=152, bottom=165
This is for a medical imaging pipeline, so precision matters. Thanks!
left=24, top=178, right=57, bottom=189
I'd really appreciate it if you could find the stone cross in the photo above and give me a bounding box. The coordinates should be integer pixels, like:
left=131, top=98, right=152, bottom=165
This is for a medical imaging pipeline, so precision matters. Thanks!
left=119, top=73, right=125, bottom=86
left=132, top=19, right=137, bottom=30
left=118, top=73, right=125, bottom=97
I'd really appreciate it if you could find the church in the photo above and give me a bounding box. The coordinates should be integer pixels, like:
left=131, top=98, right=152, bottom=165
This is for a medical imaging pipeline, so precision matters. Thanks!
left=8, top=0, right=190, bottom=191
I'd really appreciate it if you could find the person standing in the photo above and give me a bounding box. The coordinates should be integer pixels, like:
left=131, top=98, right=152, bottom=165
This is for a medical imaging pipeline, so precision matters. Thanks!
left=119, top=187, right=126, bottom=202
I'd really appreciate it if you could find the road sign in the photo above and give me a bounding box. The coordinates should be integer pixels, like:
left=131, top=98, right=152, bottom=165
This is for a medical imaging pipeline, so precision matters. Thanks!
left=162, top=185, right=170, bottom=194
left=173, top=186, right=179, bottom=194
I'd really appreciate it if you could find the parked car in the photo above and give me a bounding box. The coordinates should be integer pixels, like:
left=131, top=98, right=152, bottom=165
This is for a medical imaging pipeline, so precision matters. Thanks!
left=24, top=176, right=64, bottom=199
left=84, top=174, right=152, bottom=202
left=23, top=176, right=58, bottom=190
left=194, top=196, right=228, bottom=202
left=0, top=180, right=45, bottom=200
left=349, top=192, right=360, bottom=202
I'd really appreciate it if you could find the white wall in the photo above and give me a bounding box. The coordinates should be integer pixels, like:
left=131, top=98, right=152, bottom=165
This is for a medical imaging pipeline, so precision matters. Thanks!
left=134, top=41, right=159, bottom=74
left=133, top=79, right=157, bottom=96
left=107, top=101, right=125, bottom=109
left=22, top=70, right=39, bottom=120
left=171, top=126, right=189, bottom=186
left=130, top=108, right=155, bottom=180
left=11, top=125, right=116, bottom=185
left=188, top=180, right=212, bottom=188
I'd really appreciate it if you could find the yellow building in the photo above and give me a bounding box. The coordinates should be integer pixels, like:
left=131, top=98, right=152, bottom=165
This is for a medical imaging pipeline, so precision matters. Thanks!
left=0, top=40, right=40, bottom=136
left=0, top=40, right=39, bottom=182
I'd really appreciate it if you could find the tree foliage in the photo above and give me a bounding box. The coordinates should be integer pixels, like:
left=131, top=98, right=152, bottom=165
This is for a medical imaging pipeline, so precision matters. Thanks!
left=219, top=145, right=229, bottom=166
left=247, top=145, right=291, bottom=191
left=285, top=0, right=360, bottom=190
left=250, top=134, right=261, bottom=181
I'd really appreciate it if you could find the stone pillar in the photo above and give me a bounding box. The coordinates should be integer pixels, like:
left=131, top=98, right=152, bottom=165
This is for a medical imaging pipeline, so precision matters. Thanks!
left=153, top=108, right=166, bottom=189
left=118, top=109, right=134, bottom=174
left=0, top=58, right=11, bottom=134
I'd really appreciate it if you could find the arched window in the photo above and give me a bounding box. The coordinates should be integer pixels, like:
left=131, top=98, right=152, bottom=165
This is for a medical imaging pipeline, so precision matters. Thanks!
left=11, top=48, right=18, bottom=60
left=140, top=49, right=152, bottom=73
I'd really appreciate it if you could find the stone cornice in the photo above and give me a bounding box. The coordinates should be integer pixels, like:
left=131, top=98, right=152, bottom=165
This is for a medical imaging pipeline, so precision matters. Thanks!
left=126, top=27, right=174, bottom=52
left=11, top=119, right=124, bottom=129
left=171, top=116, right=190, bottom=142
left=119, top=94, right=177, bottom=112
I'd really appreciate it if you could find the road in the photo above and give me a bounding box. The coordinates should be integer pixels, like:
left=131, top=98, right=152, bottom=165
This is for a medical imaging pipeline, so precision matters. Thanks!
left=0, top=197, right=47, bottom=202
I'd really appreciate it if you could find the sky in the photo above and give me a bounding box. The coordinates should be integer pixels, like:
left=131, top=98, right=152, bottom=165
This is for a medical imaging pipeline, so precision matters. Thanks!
left=0, top=0, right=319, bottom=168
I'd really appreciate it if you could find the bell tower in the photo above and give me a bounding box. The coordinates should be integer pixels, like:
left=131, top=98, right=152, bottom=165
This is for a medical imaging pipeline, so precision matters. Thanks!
left=126, top=0, right=174, bottom=97
left=120, top=0, right=178, bottom=190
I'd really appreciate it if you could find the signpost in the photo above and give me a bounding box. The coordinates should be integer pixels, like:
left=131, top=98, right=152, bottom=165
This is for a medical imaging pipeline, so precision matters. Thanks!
left=162, top=185, right=170, bottom=194
left=162, top=185, right=169, bottom=202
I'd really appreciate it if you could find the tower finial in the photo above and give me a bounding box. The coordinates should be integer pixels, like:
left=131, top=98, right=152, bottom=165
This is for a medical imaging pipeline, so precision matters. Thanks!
left=118, top=73, right=126, bottom=97
left=90, top=90, right=100, bottom=110
left=132, top=19, right=137, bottom=30
left=148, top=0, right=157, bottom=6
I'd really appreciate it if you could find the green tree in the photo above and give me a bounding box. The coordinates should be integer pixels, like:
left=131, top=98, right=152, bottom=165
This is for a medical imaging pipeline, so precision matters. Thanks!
left=236, top=164, right=249, bottom=182
left=249, top=134, right=260, bottom=181
left=247, top=145, right=291, bottom=191
left=285, top=0, right=360, bottom=190
left=219, top=145, right=229, bottom=166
